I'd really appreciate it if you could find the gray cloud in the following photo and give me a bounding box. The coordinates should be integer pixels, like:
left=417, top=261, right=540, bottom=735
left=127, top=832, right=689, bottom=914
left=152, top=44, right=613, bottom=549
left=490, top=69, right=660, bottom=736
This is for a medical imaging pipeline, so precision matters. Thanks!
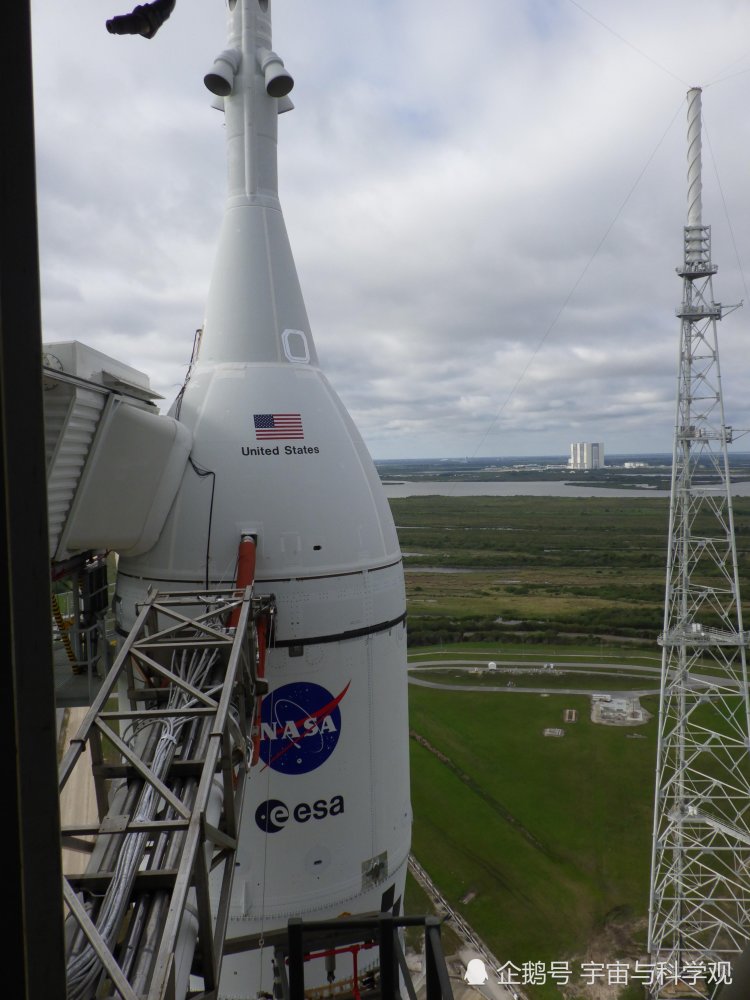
left=32, top=0, right=750, bottom=458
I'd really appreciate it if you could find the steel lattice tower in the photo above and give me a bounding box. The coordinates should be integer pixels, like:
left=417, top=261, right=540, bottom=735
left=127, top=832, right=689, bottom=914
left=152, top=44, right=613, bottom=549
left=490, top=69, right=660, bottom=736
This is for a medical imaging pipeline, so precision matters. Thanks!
left=648, top=87, right=750, bottom=998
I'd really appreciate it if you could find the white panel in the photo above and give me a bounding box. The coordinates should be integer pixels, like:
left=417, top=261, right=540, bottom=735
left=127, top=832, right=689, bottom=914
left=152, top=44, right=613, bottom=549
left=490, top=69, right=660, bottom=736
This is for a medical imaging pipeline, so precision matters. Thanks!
left=43, top=341, right=153, bottom=394
left=62, top=403, right=192, bottom=557
left=44, top=384, right=107, bottom=557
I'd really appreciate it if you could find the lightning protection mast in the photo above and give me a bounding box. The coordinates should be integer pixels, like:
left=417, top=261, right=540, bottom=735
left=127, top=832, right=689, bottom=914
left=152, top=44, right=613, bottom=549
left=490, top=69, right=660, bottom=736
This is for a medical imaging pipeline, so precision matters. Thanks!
left=648, top=87, right=750, bottom=999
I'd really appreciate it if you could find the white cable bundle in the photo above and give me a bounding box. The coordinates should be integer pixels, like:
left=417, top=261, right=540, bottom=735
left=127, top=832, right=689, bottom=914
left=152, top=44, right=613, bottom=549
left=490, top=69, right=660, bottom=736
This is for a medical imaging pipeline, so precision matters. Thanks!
left=66, top=647, right=220, bottom=999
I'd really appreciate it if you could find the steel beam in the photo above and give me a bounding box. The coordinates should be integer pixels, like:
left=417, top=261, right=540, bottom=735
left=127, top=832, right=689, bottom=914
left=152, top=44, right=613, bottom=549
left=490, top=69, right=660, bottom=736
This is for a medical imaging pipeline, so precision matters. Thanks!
left=1, top=3, right=67, bottom=996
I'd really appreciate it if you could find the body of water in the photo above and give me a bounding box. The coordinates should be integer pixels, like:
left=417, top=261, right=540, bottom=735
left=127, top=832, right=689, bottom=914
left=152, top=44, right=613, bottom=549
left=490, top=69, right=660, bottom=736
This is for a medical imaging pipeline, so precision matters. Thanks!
left=381, top=480, right=750, bottom=499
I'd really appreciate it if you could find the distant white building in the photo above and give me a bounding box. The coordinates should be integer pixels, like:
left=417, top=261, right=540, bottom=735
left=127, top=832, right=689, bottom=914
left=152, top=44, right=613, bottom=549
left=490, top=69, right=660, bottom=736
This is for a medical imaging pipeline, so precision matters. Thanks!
left=569, top=442, right=604, bottom=469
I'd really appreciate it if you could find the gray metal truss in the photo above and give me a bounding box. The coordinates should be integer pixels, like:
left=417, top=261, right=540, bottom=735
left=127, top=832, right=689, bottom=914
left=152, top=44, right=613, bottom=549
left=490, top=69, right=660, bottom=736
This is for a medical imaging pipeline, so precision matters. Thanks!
left=648, top=89, right=750, bottom=1000
left=59, top=587, right=273, bottom=1000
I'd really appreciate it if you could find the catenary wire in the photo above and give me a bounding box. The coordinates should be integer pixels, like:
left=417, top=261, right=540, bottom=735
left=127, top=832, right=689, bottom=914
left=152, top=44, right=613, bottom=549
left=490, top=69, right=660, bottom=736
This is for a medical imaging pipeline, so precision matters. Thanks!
left=702, top=117, right=750, bottom=308
left=468, top=96, right=686, bottom=462
left=560, top=0, right=688, bottom=86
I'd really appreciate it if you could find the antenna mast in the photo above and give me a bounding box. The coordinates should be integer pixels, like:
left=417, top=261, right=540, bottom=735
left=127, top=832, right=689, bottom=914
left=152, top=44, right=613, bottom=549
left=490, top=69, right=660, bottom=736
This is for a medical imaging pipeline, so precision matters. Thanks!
left=648, top=87, right=750, bottom=997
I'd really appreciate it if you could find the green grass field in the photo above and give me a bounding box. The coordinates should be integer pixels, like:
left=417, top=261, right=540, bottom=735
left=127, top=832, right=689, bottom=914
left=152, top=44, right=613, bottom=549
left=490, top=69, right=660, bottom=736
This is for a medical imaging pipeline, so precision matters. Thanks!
left=397, top=495, right=750, bottom=998
left=391, top=495, right=750, bottom=647
left=408, top=685, right=657, bottom=998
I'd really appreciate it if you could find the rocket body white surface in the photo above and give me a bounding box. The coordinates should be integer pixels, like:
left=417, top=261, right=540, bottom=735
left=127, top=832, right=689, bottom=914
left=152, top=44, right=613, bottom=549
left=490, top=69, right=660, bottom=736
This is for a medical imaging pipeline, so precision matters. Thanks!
left=115, top=1, right=411, bottom=994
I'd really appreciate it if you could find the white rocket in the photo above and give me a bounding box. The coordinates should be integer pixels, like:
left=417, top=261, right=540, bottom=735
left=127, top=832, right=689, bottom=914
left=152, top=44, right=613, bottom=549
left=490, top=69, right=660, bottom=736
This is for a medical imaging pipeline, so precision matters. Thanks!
left=114, top=0, right=411, bottom=994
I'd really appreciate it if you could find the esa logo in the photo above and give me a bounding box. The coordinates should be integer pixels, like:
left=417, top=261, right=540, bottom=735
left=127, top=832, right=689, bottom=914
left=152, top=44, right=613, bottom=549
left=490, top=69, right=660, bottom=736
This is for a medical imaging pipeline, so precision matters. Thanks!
left=255, top=796, right=345, bottom=833
left=259, top=681, right=350, bottom=775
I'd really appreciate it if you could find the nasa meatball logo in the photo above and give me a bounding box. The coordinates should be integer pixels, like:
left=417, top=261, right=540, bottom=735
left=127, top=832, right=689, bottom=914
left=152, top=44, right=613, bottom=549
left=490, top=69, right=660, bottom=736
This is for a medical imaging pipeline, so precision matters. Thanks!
left=259, top=681, right=350, bottom=774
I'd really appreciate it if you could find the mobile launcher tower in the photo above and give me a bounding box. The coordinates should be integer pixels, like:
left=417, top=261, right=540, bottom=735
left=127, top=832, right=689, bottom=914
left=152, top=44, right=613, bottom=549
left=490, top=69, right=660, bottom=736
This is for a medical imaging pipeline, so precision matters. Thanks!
left=114, top=0, right=411, bottom=995
left=648, top=87, right=750, bottom=998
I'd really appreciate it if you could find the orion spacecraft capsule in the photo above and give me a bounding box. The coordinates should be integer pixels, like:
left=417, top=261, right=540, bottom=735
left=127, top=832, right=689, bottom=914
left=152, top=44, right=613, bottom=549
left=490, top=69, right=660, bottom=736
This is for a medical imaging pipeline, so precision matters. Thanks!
left=114, top=0, right=411, bottom=994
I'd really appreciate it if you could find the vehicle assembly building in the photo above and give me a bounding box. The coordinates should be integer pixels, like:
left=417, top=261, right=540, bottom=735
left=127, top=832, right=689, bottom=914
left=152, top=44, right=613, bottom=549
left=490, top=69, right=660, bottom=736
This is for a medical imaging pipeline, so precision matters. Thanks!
left=568, top=441, right=605, bottom=470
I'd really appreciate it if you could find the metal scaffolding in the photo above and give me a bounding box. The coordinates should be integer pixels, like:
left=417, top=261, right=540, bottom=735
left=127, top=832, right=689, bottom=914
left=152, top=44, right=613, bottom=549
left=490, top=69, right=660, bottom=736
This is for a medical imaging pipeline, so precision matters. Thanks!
left=648, top=88, right=750, bottom=998
left=60, top=587, right=273, bottom=1000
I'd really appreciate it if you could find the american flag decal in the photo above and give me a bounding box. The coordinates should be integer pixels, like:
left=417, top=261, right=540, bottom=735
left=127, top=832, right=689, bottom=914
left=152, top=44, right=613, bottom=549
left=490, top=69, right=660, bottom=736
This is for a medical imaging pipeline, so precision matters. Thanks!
left=254, top=413, right=304, bottom=440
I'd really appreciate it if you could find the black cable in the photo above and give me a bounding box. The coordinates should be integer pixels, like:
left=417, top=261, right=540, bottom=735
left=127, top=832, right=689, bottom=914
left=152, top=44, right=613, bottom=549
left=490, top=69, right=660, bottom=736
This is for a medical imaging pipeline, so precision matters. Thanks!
left=188, top=457, right=216, bottom=590
left=174, top=328, right=203, bottom=421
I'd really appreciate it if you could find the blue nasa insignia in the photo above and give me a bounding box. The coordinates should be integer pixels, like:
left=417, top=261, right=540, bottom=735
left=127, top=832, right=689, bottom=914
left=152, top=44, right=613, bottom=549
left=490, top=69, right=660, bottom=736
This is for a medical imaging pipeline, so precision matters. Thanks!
left=259, top=680, right=350, bottom=775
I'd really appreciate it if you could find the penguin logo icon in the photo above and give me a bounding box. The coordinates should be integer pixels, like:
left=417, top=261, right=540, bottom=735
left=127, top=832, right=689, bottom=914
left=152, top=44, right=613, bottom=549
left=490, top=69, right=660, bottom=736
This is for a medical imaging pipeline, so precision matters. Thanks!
left=464, top=959, right=488, bottom=985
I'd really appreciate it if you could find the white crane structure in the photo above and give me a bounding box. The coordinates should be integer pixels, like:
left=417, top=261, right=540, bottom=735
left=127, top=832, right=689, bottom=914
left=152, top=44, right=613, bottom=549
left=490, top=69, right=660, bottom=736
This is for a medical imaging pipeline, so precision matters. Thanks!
left=647, top=87, right=750, bottom=998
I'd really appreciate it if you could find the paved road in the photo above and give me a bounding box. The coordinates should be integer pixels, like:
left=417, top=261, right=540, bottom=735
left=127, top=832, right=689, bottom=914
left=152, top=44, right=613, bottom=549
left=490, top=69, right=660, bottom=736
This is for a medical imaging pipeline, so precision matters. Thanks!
left=409, top=659, right=660, bottom=675
left=408, top=675, right=659, bottom=696
left=407, top=659, right=746, bottom=695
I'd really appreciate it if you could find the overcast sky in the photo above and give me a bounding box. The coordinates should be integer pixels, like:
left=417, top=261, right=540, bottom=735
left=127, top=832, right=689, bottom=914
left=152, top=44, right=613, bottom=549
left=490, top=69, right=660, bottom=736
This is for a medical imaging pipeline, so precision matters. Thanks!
left=31, top=0, right=750, bottom=460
